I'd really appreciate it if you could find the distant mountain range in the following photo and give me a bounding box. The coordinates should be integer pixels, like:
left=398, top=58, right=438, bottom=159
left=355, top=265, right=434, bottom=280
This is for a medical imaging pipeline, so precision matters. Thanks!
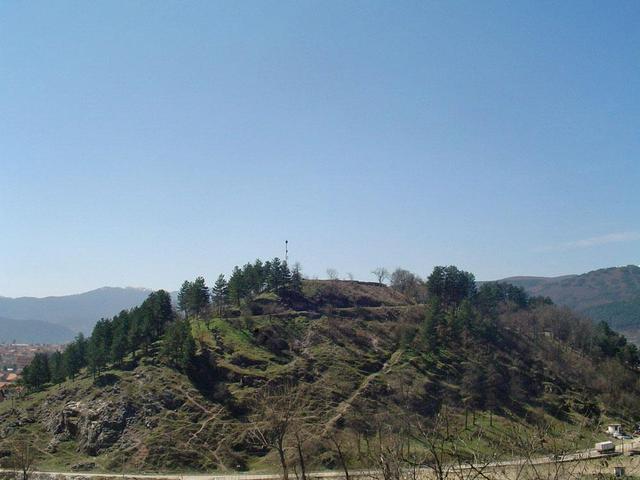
left=0, top=287, right=156, bottom=343
left=499, top=265, right=640, bottom=342
left=0, top=316, right=76, bottom=344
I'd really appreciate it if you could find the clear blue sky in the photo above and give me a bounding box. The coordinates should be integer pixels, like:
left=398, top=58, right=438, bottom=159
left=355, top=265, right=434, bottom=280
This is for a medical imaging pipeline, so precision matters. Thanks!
left=1, top=1, right=639, bottom=297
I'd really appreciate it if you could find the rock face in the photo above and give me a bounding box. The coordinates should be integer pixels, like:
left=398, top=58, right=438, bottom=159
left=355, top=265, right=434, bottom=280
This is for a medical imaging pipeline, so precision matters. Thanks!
left=70, top=461, right=96, bottom=471
left=45, top=400, right=136, bottom=455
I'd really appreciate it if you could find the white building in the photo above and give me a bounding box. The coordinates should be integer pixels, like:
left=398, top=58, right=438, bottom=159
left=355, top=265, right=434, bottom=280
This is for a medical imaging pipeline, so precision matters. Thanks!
left=607, top=424, right=622, bottom=435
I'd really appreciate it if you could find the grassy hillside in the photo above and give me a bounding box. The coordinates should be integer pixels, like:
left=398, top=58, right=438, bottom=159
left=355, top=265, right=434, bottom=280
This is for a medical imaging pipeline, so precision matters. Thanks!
left=1, top=279, right=639, bottom=474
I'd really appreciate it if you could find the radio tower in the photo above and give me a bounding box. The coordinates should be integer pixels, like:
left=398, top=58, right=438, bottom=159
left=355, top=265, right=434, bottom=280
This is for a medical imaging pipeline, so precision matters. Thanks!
left=285, top=240, right=289, bottom=264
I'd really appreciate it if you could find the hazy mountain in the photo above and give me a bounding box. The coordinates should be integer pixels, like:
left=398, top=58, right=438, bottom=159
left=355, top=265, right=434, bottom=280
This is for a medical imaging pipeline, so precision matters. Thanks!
left=0, top=287, right=155, bottom=335
left=0, top=316, right=76, bottom=344
left=499, top=265, right=640, bottom=341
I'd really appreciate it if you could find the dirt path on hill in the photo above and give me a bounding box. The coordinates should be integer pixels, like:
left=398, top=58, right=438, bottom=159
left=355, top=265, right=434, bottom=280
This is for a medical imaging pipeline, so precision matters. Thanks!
left=322, top=347, right=404, bottom=434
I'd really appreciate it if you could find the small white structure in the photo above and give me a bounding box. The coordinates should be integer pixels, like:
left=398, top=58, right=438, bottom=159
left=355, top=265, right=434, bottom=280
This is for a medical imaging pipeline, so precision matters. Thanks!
left=608, top=424, right=623, bottom=435
left=596, top=441, right=615, bottom=453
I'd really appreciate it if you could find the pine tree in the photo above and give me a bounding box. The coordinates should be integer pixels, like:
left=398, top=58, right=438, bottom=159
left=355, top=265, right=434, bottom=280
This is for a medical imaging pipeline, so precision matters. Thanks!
left=161, top=319, right=195, bottom=370
left=268, top=258, right=283, bottom=292
left=211, top=274, right=228, bottom=317
left=253, top=259, right=266, bottom=293
left=228, top=266, right=245, bottom=306
left=191, top=277, right=210, bottom=315
left=426, top=266, right=446, bottom=300
left=178, top=280, right=192, bottom=317
left=422, top=297, right=444, bottom=350
left=426, top=265, right=476, bottom=307
left=460, top=359, right=486, bottom=427
left=281, top=262, right=292, bottom=294
left=145, top=290, right=174, bottom=337
left=22, top=353, right=50, bottom=390
left=485, top=358, right=509, bottom=426
left=180, top=322, right=196, bottom=369
left=128, top=308, right=144, bottom=358
left=290, top=264, right=303, bottom=294
left=110, top=312, right=130, bottom=365
left=86, top=340, right=102, bottom=380
left=87, top=319, right=111, bottom=379
left=75, top=333, right=88, bottom=365
left=139, top=308, right=155, bottom=355
left=63, top=342, right=82, bottom=381
left=49, top=351, right=66, bottom=384
left=60, top=333, right=88, bottom=381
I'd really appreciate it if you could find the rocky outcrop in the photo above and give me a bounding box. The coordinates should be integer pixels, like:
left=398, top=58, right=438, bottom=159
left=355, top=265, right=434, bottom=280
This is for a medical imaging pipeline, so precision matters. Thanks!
left=44, top=400, right=136, bottom=456
left=70, top=461, right=96, bottom=471
left=0, top=408, right=36, bottom=439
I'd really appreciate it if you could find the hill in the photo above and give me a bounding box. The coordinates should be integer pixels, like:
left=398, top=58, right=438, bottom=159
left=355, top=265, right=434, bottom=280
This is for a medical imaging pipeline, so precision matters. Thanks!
left=2, top=270, right=640, bottom=475
left=0, top=317, right=76, bottom=344
left=501, top=265, right=640, bottom=341
left=0, top=287, right=155, bottom=335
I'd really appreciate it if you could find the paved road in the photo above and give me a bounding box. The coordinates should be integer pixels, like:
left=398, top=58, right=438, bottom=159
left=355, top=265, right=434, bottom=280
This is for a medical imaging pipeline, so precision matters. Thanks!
left=1, top=440, right=635, bottom=480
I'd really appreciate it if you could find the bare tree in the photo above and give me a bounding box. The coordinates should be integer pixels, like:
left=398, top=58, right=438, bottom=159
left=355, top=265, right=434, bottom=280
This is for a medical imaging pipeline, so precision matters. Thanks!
left=357, top=409, right=609, bottom=480
left=292, top=429, right=309, bottom=480
left=363, top=409, right=495, bottom=480
left=447, top=429, right=499, bottom=480
left=359, top=413, right=419, bottom=480
left=326, top=429, right=353, bottom=480
left=405, top=412, right=458, bottom=480
left=293, top=262, right=304, bottom=277
left=372, top=268, right=389, bottom=285
left=389, top=268, right=425, bottom=302
left=370, top=425, right=408, bottom=480
left=10, top=440, right=34, bottom=480
left=491, top=421, right=597, bottom=480
left=247, top=382, right=320, bottom=480
left=326, top=269, right=339, bottom=280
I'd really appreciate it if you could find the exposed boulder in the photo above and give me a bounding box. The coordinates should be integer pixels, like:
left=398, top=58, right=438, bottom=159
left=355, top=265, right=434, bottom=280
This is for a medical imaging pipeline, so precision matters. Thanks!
left=70, top=462, right=96, bottom=471
left=45, top=400, right=137, bottom=455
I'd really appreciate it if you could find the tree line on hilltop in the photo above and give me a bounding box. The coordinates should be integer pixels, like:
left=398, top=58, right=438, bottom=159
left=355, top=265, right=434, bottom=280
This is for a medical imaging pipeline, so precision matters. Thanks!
left=176, top=257, right=303, bottom=317
left=420, top=265, right=639, bottom=367
left=22, top=290, right=195, bottom=390
left=21, top=257, right=301, bottom=390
